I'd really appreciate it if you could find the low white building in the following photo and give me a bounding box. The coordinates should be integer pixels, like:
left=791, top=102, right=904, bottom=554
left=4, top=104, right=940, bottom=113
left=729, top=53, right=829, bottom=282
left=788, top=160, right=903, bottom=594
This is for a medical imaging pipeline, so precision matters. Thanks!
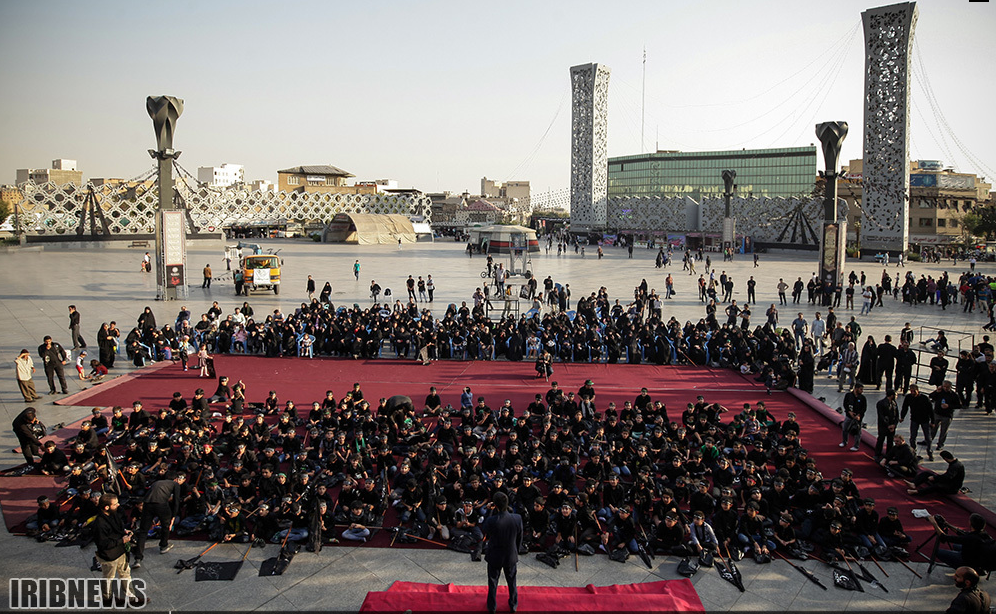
left=250, top=180, right=275, bottom=193
left=197, top=163, right=244, bottom=187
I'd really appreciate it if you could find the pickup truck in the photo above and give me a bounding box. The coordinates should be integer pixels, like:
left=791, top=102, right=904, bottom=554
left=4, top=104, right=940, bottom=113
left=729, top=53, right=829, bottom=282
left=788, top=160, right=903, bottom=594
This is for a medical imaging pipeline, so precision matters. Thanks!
left=241, top=254, right=281, bottom=295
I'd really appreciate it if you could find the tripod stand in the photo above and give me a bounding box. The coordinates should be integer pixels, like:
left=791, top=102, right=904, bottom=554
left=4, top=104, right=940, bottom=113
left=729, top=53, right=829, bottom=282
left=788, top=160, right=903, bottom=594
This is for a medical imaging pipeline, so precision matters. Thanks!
left=912, top=530, right=944, bottom=573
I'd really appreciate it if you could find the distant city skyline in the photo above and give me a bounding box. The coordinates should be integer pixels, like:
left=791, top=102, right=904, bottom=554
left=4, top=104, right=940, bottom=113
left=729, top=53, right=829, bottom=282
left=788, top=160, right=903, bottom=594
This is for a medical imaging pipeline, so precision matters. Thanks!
left=1, top=1, right=993, bottom=195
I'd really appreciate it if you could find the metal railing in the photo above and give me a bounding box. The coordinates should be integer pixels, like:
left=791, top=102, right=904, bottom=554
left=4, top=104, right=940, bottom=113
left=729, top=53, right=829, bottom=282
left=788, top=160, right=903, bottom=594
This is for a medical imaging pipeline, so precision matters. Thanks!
left=914, top=325, right=975, bottom=385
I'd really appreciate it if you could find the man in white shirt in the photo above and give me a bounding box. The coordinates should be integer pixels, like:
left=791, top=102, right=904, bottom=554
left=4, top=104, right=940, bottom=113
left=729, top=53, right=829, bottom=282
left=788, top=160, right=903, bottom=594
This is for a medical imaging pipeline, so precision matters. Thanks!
left=811, top=313, right=826, bottom=355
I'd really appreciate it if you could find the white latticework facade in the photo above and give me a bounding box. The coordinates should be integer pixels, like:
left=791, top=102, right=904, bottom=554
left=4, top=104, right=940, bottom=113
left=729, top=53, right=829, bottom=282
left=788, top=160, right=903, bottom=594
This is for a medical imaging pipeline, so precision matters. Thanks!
left=861, top=1, right=918, bottom=251
left=607, top=196, right=692, bottom=232
left=570, top=63, right=610, bottom=230
left=607, top=196, right=847, bottom=247
left=14, top=180, right=432, bottom=237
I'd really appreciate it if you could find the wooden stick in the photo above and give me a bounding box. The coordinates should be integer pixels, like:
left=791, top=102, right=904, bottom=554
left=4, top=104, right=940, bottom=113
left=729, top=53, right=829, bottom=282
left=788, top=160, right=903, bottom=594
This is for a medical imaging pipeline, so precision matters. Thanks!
left=396, top=530, right=447, bottom=548
left=277, top=524, right=293, bottom=551
left=574, top=524, right=579, bottom=572
left=895, top=556, right=923, bottom=579
left=870, top=554, right=889, bottom=577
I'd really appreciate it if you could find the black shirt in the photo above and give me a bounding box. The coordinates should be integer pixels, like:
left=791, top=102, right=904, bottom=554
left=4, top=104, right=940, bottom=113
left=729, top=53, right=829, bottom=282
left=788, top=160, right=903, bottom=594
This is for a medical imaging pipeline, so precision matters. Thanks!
left=93, top=510, right=128, bottom=561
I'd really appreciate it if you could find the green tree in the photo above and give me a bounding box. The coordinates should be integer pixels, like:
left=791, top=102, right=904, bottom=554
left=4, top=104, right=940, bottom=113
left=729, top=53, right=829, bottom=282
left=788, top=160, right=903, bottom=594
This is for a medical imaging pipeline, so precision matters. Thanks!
left=963, top=205, right=996, bottom=240
left=0, top=200, right=9, bottom=223
left=962, top=212, right=982, bottom=237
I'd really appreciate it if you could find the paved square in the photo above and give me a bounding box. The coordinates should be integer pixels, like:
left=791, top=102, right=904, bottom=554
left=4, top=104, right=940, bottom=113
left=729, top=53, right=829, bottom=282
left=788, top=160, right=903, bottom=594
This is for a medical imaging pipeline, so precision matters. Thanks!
left=1, top=238, right=991, bottom=611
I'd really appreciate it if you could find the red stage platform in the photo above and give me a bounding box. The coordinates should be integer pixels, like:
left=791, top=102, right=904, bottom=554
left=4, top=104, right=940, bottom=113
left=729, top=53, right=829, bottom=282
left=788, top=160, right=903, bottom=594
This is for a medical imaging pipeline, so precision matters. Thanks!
left=360, top=579, right=704, bottom=613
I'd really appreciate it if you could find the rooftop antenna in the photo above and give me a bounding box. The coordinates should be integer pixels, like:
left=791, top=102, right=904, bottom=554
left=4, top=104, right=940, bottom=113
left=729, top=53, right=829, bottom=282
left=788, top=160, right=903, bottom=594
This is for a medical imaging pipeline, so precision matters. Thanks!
left=641, top=46, right=647, bottom=154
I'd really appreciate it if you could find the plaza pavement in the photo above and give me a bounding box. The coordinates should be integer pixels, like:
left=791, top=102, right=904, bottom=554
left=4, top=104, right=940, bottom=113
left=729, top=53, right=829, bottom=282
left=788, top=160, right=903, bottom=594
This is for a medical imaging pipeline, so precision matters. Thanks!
left=0, top=238, right=992, bottom=611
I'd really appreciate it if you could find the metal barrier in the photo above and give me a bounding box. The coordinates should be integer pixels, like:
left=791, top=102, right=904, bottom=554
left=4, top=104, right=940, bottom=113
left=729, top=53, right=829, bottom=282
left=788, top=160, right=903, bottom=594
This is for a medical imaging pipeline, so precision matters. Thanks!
left=914, top=326, right=975, bottom=385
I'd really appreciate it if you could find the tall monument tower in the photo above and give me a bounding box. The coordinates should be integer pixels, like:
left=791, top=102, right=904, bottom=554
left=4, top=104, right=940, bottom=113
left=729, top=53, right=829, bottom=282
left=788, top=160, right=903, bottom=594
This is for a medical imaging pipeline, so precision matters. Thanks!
left=860, top=2, right=918, bottom=252
left=570, top=63, right=610, bottom=231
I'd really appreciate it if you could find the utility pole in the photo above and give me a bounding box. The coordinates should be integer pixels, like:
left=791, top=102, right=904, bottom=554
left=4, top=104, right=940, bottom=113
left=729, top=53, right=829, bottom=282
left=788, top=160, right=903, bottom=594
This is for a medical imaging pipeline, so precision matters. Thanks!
left=641, top=46, right=646, bottom=154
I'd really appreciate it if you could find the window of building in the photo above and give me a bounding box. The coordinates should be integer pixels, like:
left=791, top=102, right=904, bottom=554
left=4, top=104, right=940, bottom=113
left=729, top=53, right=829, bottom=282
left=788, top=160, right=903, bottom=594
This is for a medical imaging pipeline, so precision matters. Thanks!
left=288, top=176, right=299, bottom=185
left=919, top=218, right=933, bottom=227
left=937, top=219, right=946, bottom=227
left=950, top=219, right=958, bottom=228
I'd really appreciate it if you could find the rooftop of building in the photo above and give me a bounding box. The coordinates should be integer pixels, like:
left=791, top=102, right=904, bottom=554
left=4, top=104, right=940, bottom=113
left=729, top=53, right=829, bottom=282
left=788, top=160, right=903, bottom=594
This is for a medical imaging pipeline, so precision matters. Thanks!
left=277, top=165, right=354, bottom=177
left=610, top=146, right=817, bottom=162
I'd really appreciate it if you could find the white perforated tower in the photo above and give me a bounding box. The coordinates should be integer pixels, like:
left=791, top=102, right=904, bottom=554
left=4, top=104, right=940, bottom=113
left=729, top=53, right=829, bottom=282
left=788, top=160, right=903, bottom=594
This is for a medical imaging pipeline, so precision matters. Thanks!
left=861, top=2, right=918, bottom=252
left=570, top=63, right=611, bottom=231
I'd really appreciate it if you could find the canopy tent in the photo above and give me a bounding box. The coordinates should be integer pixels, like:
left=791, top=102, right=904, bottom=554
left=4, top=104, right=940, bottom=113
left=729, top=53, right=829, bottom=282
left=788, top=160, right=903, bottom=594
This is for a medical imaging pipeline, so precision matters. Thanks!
left=412, top=222, right=434, bottom=242
left=322, top=213, right=417, bottom=245
left=467, top=225, right=540, bottom=255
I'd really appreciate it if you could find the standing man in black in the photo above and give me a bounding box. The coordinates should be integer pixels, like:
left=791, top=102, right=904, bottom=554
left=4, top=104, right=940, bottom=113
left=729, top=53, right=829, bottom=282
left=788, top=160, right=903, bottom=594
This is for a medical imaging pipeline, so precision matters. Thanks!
left=12, top=407, right=42, bottom=465
left=947, top=566, right=991, bottom=614
left=482, top=491, right=523, bottom=614
left=930, top=380, right=961, bottom=450
left=840, top=383, right=867, bottom=451
left=93, top=494, right=141, bottom=606
left=133, top=471, right=186, bottom=568
left=901, top=384, right=935, bottom=460
left=876, top=335, right=897, bottom=391
left=894, top=341, right=916, bottom=394
left=874, top=390, right=899, bottom=459
left=68, top=305, right=86, bottom=351
left=37, top=336, right=69, bottom=395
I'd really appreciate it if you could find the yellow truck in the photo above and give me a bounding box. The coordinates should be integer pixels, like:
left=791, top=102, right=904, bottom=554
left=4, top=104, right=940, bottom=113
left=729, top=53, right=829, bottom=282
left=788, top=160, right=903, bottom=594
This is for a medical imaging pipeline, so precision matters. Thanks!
left=240, top=254, right=282, bottom=295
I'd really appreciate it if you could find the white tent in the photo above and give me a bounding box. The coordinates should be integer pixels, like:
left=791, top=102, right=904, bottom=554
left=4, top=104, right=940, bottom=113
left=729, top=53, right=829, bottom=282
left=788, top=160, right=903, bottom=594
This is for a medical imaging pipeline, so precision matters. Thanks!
left=322, top=213, right=417, bottom=245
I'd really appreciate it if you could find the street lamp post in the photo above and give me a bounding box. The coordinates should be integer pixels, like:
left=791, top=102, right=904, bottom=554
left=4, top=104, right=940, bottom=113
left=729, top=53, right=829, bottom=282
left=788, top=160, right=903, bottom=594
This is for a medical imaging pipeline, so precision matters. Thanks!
left=722, top=170, right=736, bottom=254
left=13, top=200, right=22, bottom=244
left=815, top=121, right=848, bottom=301
left=147, top=95, right=185, bottom=301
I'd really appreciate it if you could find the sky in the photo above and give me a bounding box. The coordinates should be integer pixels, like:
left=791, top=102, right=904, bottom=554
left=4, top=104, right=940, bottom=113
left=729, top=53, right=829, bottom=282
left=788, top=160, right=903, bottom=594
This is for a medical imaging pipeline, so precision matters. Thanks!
left=1, top=0, right=993, bottom=196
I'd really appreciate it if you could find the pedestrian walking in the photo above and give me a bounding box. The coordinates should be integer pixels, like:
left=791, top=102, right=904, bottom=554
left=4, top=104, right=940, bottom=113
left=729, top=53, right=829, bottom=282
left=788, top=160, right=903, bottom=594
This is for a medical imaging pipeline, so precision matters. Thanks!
left=307, top=275, right=316, bottom=299
left=353, top=260, right=360, bottom=280
left=202, top=264, right=212, bottom=288
left=68, top=305, right=86, bottom=350
left=37, top=336, right=68, bottom=395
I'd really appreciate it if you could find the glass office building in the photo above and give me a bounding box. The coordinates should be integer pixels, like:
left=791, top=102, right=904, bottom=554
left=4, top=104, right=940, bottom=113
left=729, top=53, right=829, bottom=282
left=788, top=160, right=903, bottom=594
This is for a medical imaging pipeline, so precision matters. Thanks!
left=607, top=146, right=817, bottom=200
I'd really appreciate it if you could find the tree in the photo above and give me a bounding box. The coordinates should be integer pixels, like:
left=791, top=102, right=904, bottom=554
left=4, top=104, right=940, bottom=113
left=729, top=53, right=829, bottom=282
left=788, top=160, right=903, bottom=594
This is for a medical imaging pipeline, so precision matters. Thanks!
left=962, top=212, right=982, bottom=237
left=962, top=205, right=996, bottom=240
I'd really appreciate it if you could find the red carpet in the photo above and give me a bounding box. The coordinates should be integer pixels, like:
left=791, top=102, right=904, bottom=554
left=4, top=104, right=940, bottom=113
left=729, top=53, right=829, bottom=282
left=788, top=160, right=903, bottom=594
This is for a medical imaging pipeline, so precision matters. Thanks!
left=360, top=579, right=703, bottom=613
left=0, top=475, right=62, bottom=531
left=26, top=355, right=989, bottom=546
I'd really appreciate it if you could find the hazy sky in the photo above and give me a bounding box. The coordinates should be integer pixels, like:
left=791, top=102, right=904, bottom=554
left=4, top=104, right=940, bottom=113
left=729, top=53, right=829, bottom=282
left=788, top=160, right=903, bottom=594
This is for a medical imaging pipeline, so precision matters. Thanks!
left=1, top=1, right=993, bottom=195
